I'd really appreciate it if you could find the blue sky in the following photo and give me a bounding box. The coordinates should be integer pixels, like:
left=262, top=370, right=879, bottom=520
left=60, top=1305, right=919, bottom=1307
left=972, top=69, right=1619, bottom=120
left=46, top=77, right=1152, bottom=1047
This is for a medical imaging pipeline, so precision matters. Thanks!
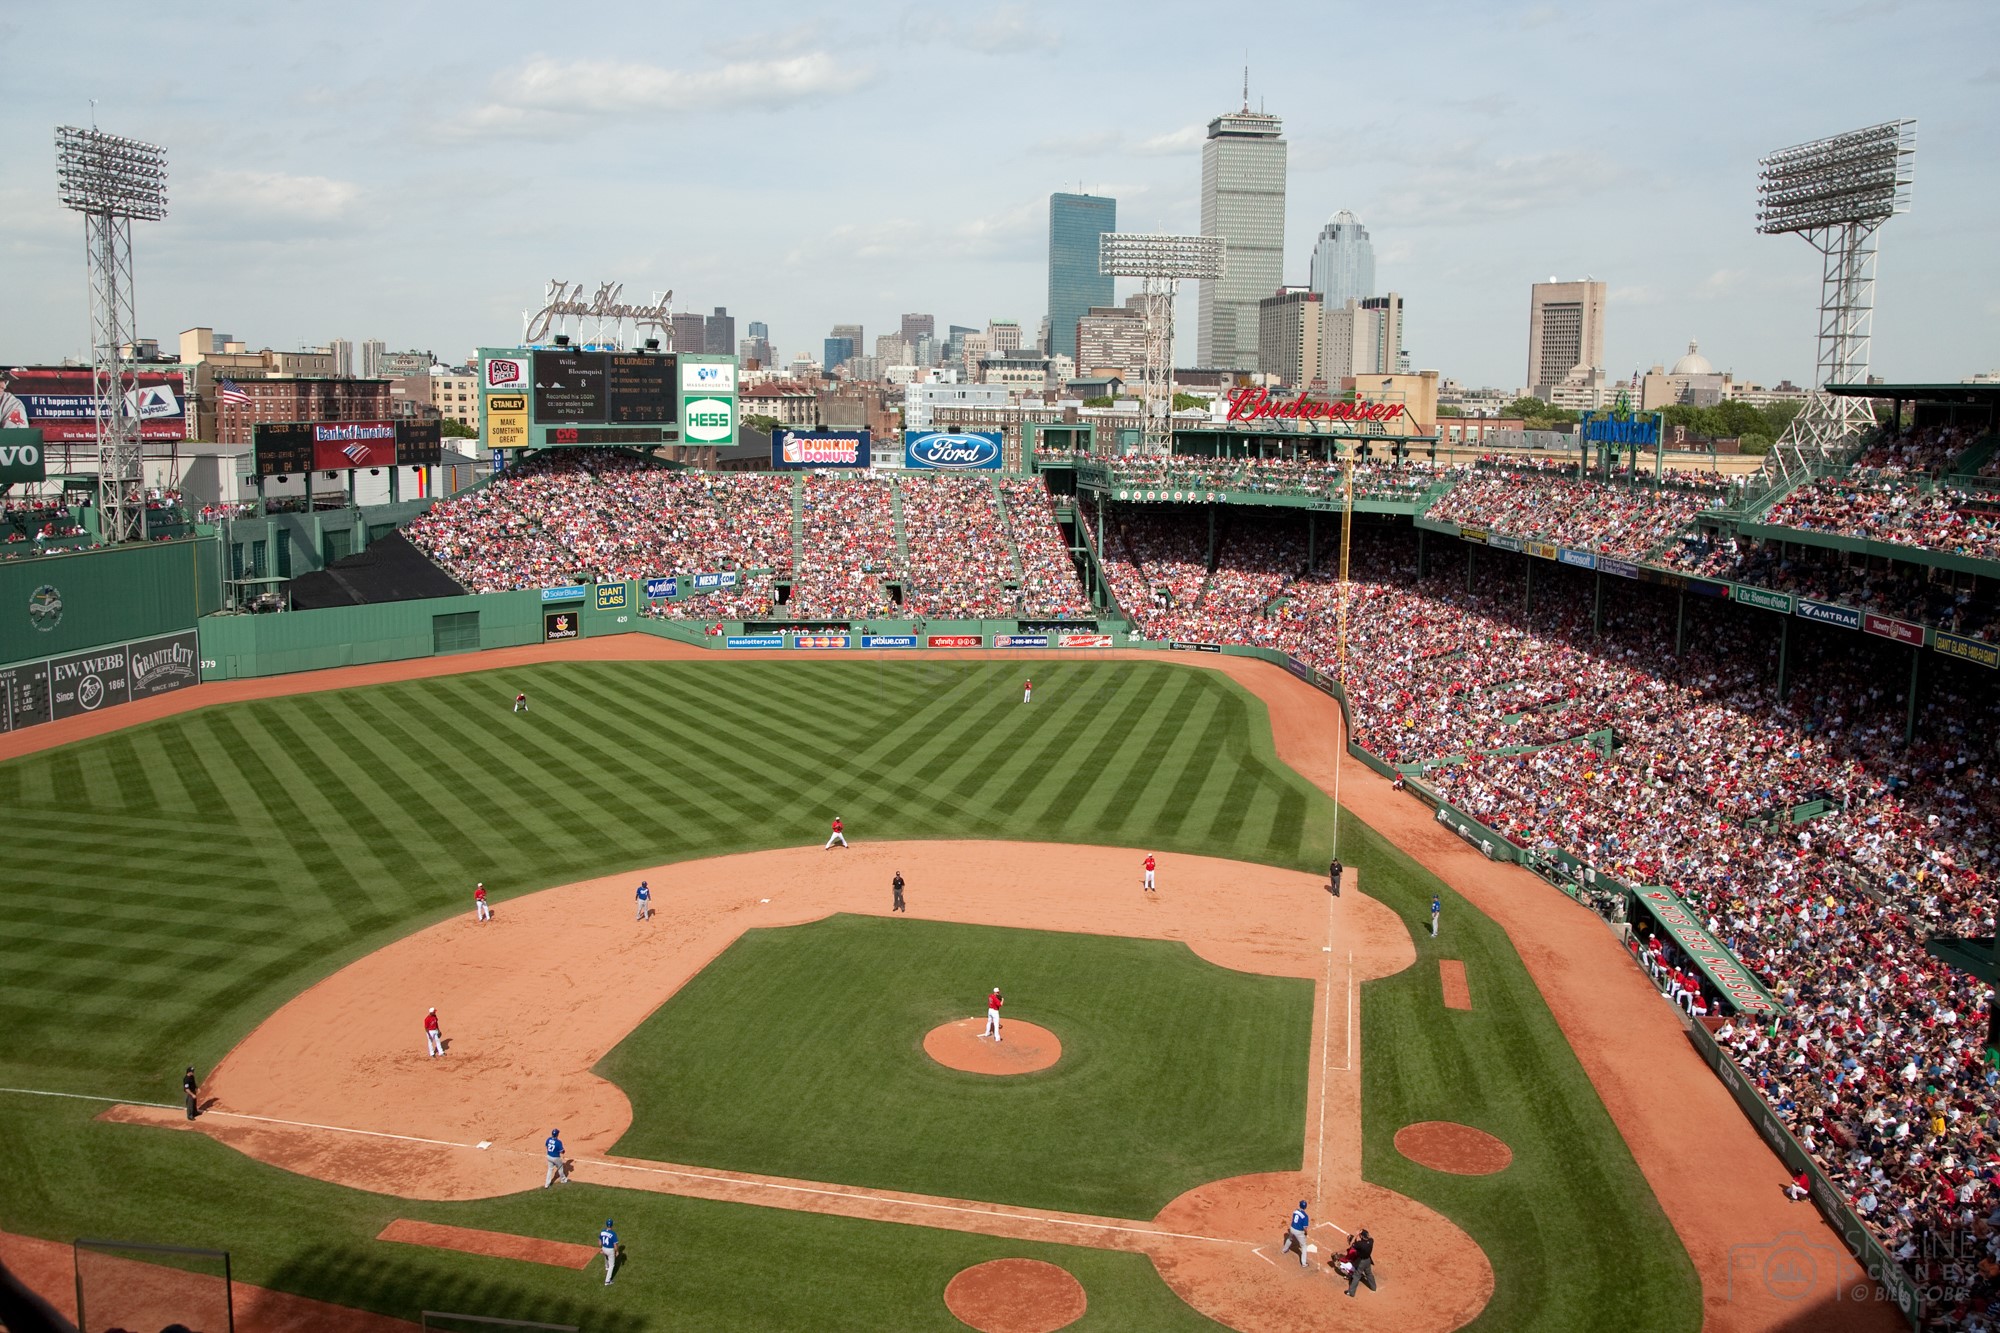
left=1, top=1, right=1994, bottom=389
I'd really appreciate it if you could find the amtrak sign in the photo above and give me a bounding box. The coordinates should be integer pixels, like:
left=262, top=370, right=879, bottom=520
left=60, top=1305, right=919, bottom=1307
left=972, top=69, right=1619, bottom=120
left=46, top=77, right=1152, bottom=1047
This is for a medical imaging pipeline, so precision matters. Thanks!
left=903, top=430, right=1002, bottom=470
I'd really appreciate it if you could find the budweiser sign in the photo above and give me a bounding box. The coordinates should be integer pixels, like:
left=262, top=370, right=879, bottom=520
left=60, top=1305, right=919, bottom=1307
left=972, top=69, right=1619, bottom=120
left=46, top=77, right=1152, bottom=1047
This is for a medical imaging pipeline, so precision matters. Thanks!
left=1224, top=387, right=1406, bottom=425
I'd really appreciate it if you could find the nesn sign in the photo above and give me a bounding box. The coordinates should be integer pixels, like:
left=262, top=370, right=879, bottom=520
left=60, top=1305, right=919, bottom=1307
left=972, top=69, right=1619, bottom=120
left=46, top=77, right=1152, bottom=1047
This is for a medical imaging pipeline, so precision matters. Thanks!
left=905, top=431, right=1001, bottom=470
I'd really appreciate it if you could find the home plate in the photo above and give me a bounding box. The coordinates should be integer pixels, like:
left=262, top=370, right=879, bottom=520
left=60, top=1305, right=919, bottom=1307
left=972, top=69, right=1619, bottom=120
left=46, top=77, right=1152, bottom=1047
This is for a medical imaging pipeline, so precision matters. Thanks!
left=476, top=1141, right=491, bottom=1150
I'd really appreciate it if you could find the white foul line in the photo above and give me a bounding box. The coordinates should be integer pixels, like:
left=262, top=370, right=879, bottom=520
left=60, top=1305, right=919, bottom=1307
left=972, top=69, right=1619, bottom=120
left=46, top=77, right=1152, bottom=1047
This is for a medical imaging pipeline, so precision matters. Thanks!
left=1251, top=1245, right=1277, bottom=1267
left=1315, top=886, right=1337, bottom=1198
left=0, top=1085, right=1245, bottom=1251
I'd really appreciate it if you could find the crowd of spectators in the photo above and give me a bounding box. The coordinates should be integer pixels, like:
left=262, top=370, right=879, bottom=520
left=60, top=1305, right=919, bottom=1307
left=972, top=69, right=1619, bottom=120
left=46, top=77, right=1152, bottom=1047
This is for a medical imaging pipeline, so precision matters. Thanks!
left=1853, top=421, right=1985, bottom=478
left=1425, top=467, right=1732, bottom=559
left=1085, top=452, right=1459, bottom=503
left=1761, top=478, right=2000, bottom=561
left=1110, top=513, right=2000, bottom=1312
left=1661, top=536, right=2000, bottom=641
left=408, top=454, right=1095, bottom=622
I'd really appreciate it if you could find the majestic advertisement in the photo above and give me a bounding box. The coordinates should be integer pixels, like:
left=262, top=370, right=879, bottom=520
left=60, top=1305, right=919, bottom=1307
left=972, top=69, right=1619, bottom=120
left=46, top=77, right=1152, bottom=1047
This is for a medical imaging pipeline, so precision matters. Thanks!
left=0, top=428, right=47, bottom=484
left=773, top=430, right=869, bottom=469
left=0, top=367, right=189, bottom=442
left=49, top=644, right=131, bottom=720
left=543, top=611, right=579, bottom=641
left=127, top=631, right=201, bottom=700
left=309, top=421, right=397, bottom=472
left=903, top=431, right=1003, bottom=471
left=1862, top=612, right=1925, bottom=646
left=1797, top=599, right=1862, bottom=631
left=1936, top=631, right=2000, bottom=670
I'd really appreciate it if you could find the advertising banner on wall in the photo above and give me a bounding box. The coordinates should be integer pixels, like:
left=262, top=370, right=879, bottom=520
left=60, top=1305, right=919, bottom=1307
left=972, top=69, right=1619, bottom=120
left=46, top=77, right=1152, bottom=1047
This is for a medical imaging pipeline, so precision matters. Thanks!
left=1936, top=630, right=1999, bottom=669
left=1059, top=633, right=1115, bottom=648
left=1862, top=612, right=1924, bottom=646
left=544, top=611, right=579, bottom=641
left=486, top=394, right=530, bottom=450
left=774, top=431, right=869, bottom=469
left=127, top=631, right=201, bottom=700
left=0, top=367, right=189, bottom=442
left=645, top=577, right=677, bottom=600
left=903, top=431, right=1003, bottom=470
left=792, top=634, right=850, bottom=649
left=679, top=356, right=737, bottom=447
left=1797, top=599, right=1862, bottom=631
left=926, top=634, right=983, bottom=648
left=1734, top=586, right=1794, bottom=614
left=861, top=634, right=917, bottom=648
left=309, top=421, right=398, bottom=471
left=0, top=428, right=46, bottom=484
left=992, top=634, right=1050, bottom=648
left=48, top=644, right=131, bottom=719
left=594, top=584, right=627, bottom=611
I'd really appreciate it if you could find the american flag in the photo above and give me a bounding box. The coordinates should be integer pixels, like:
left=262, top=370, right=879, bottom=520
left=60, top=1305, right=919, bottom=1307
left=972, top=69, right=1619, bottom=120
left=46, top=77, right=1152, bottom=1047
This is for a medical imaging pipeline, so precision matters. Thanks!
left=218, top=379, right=250, bottom=406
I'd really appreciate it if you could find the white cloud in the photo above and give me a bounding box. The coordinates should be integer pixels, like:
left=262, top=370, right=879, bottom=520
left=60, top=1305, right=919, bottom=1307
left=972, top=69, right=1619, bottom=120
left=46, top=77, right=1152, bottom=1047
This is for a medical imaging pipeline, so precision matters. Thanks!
left=448, top=52, right=872, bottom=139
left=787, top=198, right=1045, bottom=270
left=1611, top=284, right=1660, bottom=306
left=184, top=168, right=361, bottom=220
left=1377, top=147, right=1630, bottom=226
left=1036, top=124, right=1203, bottom=158
left=900, top=5, right=1059, bottom=53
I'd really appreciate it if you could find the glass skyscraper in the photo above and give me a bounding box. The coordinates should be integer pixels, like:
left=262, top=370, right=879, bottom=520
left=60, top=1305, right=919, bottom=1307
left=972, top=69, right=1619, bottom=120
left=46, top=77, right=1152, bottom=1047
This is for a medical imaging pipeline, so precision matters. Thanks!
left=1197, top=107, right=1287, bottom=370
left=1309, top=211, right=1375, bottom=308
left=1046, top=193, right=1116, bottom=361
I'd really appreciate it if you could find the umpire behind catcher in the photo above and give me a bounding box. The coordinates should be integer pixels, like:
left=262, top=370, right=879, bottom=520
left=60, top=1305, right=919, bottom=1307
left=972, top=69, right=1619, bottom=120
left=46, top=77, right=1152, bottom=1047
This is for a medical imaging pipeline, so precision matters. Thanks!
left=1344, top=1227, right=1376, bottom=1296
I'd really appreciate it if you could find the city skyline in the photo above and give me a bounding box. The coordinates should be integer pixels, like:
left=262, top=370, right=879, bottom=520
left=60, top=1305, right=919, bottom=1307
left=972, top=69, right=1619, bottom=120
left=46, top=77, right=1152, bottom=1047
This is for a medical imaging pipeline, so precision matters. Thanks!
left=0, top=3, right=1995, bottom=388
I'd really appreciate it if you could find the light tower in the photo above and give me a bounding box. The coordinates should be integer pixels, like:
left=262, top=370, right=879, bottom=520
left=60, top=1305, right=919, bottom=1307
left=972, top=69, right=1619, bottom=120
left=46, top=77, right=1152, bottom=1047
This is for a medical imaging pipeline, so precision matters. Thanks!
left=56, top=124, right=169, bottom=543
left=1755, top=119, right=1914, bottom=479
left=1098, top=233, right=1225, bottom=454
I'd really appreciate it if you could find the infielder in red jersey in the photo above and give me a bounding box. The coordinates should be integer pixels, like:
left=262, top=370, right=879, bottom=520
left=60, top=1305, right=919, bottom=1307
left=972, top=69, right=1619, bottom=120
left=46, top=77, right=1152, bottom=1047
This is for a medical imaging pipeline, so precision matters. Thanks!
left=982, top=987, right=1004, bottom=1041
left=474, top=882, right=491, bottom=922
left=825, top=816, right=847, bottom=849
left=424, top=1007, right=444, bottom=1057
left=1142, top=854, right=1156, bottom=891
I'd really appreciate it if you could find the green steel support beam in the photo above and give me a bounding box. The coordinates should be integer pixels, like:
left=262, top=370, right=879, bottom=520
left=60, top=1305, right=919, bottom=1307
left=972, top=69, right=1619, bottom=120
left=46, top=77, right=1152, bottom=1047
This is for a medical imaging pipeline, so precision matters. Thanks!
left=1675, top=590, right=1686, bottom=657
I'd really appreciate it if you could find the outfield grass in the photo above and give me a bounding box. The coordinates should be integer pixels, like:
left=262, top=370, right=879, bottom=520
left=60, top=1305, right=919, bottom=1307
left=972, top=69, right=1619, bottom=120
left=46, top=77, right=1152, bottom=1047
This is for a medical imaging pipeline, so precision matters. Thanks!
left=601, top=915, right=1314, bottom=1218
left=0, top=658, right=1700, bottom=1330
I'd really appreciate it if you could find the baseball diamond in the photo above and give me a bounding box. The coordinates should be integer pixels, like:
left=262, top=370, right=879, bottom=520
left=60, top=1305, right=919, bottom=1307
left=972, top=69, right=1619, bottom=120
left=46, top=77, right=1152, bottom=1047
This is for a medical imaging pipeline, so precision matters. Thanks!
left=0, top=635, right=1907, bottom=1333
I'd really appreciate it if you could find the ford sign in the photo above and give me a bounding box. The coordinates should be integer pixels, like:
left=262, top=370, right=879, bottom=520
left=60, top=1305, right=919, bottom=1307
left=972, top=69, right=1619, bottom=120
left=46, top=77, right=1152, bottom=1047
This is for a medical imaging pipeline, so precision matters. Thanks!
left=903, top=430, right=1002, bottom=471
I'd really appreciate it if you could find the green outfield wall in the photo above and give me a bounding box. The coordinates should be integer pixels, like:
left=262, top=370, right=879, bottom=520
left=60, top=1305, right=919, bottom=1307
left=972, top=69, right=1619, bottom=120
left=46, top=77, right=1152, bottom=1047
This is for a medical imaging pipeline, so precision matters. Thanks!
left=2, top=537, right=223, bottom=665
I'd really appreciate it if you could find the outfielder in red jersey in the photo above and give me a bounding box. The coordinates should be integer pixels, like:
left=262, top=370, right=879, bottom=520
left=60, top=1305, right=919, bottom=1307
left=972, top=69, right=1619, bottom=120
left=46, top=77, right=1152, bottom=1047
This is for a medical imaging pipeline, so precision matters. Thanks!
left=825, top=816, right=847, bottom=850
left=982, top=987, right=1004, bottom=1041
left=1023, top=678, right=1032, bottom=704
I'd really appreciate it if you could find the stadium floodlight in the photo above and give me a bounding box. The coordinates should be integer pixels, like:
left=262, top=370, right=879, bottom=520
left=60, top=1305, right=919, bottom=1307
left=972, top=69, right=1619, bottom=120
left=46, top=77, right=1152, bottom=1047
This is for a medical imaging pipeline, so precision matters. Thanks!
left=56, top=124, right=169, bottom=544
left=1098, top=234, right=1226, bottom=453
left=1754, top=120, right=1914, bottom=479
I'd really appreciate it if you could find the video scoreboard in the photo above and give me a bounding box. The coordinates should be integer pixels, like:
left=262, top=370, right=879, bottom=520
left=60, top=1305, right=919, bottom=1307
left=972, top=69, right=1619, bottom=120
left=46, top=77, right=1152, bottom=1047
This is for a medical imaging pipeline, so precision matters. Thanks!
left=481, top=346, right=736, bottom=451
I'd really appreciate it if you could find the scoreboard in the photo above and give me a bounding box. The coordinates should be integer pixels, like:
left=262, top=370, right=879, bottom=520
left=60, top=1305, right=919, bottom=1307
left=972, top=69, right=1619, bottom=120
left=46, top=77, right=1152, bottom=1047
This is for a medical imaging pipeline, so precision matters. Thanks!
left=480, top=345, right=736, bottom=451
left=525, top=349, right=678, bottom=441
left=253, top=420, right=445, bottom=478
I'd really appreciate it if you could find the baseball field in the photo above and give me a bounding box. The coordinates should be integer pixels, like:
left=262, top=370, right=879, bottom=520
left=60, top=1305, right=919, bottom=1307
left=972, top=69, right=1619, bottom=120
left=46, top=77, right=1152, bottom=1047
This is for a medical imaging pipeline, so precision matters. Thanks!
left=0, top=649, right=1712, bottom=1331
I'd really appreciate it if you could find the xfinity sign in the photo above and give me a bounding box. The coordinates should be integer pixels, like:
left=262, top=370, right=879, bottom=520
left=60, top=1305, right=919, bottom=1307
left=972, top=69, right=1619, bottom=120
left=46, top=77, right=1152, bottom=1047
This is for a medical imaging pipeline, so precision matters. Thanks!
left=903, top=430, right=1002, bottom=470
left=684, top=396, right=735, bottom=444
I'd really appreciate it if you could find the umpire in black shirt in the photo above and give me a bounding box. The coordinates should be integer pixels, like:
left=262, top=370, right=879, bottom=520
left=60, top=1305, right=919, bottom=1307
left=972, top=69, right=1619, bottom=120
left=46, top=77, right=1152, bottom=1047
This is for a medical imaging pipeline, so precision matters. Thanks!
left=1345, top=1228, right=1376, bottom=1296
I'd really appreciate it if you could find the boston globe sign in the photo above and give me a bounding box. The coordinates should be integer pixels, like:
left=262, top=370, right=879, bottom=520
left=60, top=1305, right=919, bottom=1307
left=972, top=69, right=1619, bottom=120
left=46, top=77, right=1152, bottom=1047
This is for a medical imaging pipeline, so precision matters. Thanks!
left=903, top=431, right=1002, bottom=470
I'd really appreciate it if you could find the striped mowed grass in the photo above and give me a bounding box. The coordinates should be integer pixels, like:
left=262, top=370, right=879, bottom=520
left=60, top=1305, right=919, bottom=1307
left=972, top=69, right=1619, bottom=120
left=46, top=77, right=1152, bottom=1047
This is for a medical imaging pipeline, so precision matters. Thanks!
left=0, top=659, right=1334, bottom=1096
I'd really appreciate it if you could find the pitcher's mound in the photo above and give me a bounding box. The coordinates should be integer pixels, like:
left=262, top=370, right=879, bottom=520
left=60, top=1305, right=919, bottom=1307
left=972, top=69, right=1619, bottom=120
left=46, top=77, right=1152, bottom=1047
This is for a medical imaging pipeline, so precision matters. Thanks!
left=1395, top=1121, right=1512, bottom=1175
left=944, top=1258, right=1085, bottom=1333
left=923, top=1018, right=1061, bottom=1075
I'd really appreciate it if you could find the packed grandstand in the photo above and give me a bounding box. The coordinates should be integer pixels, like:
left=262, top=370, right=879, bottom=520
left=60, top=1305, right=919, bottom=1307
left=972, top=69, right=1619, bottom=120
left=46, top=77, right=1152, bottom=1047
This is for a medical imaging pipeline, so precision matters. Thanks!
left=393, top=413, right=2000, bottom=1320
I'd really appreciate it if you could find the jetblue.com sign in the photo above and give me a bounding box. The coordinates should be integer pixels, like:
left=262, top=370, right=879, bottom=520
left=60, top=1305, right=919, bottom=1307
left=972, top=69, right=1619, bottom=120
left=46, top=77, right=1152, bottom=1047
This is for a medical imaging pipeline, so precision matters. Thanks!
left=903, top=431, right=1002, bottom=470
